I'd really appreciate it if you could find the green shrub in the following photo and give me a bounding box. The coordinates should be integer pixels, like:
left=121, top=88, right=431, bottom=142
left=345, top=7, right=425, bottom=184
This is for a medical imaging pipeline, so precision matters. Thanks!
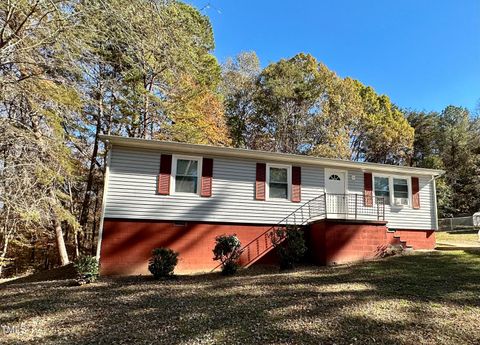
left=74, top=255, right=99, bottom=285
left=221, top=259, right=239, bottom=276
left=271, top=225, right=307, bottom=270
left=148, top=248, right=179, bottom=278
left=213, top=234, right=242, bottom=275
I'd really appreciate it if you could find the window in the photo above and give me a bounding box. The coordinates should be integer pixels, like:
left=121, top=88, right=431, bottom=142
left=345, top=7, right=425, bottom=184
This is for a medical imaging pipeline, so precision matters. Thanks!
left=173, top=157, right=200, bottom=194
left=373, top=175, right=411, bottom=207
left=393, top=178, right=409, bottom=206
left=329, top=174, right=341, bottom=181
left=374, top=176, right=390, bottom=198
left=268, top=165, right=290, bottom=199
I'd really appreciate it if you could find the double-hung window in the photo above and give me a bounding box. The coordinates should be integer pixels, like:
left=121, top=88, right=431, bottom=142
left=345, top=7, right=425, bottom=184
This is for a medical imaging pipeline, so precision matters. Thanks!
left=173, top=157, right=200, bottom=194
left=374, top=176, right=390, bottom=200
left=373, top=175, right=411, bottom=206
left=267, top=165, right=290, bottom=200
left=392, top=178, right=409, bottom=206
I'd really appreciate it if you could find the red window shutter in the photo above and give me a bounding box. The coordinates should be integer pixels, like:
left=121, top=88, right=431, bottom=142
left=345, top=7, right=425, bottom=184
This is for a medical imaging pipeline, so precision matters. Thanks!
left=255, top=163, right=266, bottom=201
left=412, top=177, right=420, bottom=209
left=291, top=166, right=301, bottom=202
left=201, top=158, right=213, bottom=197
left=364, top=172, right=373, bottom=207
left=158, top=154, right=172, bottom=195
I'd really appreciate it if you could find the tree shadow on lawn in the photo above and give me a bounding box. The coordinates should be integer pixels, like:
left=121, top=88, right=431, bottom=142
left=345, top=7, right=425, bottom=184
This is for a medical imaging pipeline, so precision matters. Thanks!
left=443, top=229, right=479, bottom=235
left=1, top=251, right=479, bottom=345
left=464, top=248, right=480, bottom=256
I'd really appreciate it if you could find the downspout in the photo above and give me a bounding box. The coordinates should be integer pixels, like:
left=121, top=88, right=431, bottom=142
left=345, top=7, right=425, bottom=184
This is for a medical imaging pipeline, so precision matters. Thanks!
left=96, top=142, right=112, bottom=261
left=431, top=174, right=441, bottom=231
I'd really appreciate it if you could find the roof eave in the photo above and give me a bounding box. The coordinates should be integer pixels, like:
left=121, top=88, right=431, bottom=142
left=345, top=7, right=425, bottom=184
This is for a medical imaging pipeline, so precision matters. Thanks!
left=99, top=135, right=445, bottom=177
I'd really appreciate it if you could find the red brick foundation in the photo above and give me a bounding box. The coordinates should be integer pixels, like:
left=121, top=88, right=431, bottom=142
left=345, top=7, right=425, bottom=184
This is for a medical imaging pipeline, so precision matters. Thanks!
left=100, top=218, right=436, bottom=275
left=307, top=220, right=436, bottom=265
left=388, top=229, right=436, bottom=250
left=100, top=219, right=277, bottom=275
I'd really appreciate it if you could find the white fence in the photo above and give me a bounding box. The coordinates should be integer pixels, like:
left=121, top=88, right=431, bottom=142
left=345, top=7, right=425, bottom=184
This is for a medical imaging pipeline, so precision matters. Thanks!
left=438, top=215, right=480, bottom=232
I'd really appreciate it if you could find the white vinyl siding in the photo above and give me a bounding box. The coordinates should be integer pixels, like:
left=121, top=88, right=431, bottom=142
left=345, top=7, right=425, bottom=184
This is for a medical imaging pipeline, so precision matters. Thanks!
left=386, top=176, right=435, bottom=230
left=347, top=169, right=363, bottom=193
left=105, top=146, right=324, bottom=225
left=104, top=146, right=437, bottom=230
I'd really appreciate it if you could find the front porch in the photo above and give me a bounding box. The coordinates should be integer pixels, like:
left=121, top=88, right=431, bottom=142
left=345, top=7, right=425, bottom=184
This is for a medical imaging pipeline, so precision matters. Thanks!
left=238, top=193, right=388, bottom=267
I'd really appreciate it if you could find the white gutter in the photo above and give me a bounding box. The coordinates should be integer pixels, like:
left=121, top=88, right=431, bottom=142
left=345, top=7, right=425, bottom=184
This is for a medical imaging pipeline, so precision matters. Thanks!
left=98, top=135, right=445, bottom=177
left=432, top=175, right=440, bottom=231
left=96, top=145, right=112, bottom=261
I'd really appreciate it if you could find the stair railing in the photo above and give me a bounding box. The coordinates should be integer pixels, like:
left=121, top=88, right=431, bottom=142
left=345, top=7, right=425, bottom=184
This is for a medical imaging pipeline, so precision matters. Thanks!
left=236, top=193, right=327, bottom=267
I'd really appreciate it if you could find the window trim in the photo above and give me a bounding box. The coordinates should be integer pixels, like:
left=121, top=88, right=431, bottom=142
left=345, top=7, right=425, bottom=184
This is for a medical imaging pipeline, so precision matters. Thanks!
left=265, top=163, right=292, bottom=201
left=171, top=155, right=202, bottom=196
left=372, top=173, right=412, bottom=207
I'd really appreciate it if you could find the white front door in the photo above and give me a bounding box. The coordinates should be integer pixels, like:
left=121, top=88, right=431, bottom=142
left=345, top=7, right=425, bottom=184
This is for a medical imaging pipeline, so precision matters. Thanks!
left=325, top=169, right=347, bottom=218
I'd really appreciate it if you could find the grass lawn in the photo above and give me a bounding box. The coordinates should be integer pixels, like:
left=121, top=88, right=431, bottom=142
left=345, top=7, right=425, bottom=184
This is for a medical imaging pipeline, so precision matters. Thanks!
left=1, top=251, right=479, bottom=345
left=436, top=229, right=480, bottom=246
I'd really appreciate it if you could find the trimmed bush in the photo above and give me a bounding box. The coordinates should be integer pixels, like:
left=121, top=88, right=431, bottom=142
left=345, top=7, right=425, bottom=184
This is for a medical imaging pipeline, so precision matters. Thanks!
left=213, top=234, right=242, bottom=275
left=148, top=247, right=179, bottom=278
left=271, top=225, right=307, bottom=270
left=74, top=255, right=99, bottom=285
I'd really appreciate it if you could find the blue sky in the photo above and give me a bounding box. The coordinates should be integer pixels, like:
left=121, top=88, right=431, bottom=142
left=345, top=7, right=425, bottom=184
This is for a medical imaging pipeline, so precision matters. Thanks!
left=186, top=0, right=480, bottom=113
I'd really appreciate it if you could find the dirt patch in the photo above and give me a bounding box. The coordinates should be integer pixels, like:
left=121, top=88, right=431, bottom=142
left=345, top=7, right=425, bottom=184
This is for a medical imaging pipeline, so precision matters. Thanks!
left=1, top=264, right=77, bottom=287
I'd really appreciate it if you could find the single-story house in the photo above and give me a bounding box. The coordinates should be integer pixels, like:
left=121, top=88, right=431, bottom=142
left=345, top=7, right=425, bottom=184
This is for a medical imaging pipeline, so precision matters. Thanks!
left=97, top=135, right=444, bottom=275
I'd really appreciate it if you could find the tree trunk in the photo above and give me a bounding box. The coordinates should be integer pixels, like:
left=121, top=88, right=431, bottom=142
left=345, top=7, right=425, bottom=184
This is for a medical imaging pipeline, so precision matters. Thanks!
left=142, top=76, right=149, bottom=139
left=0, top=236, right=9, bottom=278
left=142, top=75, right=155, bottom=139
left=91, top=185, right=100, bottom=255
left=143, top=92, right=148, bottom=139
left=67, top=182, right=80, bottom=259
left=53, top=218, right=69, bottom=266
left=74, top=227, right=80, bottom=259
left=79, top=84, right=104, bottom=229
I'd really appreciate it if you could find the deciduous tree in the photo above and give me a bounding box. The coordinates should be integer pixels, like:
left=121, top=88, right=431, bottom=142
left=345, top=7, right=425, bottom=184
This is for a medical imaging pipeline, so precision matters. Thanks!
left=221, top=51, right=261, bottom=148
